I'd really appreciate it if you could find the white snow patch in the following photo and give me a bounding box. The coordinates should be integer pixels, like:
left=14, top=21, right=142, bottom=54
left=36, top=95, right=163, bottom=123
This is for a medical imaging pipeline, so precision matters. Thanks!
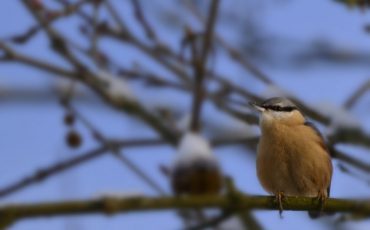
left=315, top=101, right=360, bottom=131
left=205, top=114, right=259, bottom=139
left=173, top=132, right=215, bottom=165
left=96, top=70, right=136, bottom=103
left=93, top=191, right=144, bottom=199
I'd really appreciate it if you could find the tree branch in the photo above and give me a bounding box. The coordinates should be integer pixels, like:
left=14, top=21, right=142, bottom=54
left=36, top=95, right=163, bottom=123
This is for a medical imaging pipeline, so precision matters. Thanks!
left=130, top=0, right=157, bottom=41
left=184, top=0, right=273, bottom=85
left=1, top=195, right=370, bottom=228
left=190, top=0, right=219, bottom=132
left=0, top=145, right=108, bottom=199
left=344, top=79, right=370, bottom=109
left=0, top=137, right=259, bottom=199
left=331, top=148, right=370, bottom=173
left=65, top=104, right=166, bottom=195
left=0, top=139, right=163, bottom=199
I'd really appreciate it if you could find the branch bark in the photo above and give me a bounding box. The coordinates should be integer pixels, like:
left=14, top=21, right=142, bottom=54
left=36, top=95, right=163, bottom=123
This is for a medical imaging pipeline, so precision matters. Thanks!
left=1, top=195, right=370, bottom=228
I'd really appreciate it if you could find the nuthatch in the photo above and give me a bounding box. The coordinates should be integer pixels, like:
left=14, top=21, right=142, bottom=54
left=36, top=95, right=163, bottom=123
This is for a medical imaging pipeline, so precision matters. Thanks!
left=250, top=97, right=333, bottom=217
left=170, top=132, right=223, bottom=195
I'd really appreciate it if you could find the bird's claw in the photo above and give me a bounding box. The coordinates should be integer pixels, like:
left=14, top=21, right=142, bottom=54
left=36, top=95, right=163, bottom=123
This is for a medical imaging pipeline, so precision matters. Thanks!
left=275, top=192, right=284, bottom=218
left=317, top=191, right=327, bottom=212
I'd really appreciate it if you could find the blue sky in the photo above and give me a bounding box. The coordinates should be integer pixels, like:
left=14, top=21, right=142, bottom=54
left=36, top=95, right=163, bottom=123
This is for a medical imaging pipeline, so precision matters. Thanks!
left=1, top=0, right=370, bottom=229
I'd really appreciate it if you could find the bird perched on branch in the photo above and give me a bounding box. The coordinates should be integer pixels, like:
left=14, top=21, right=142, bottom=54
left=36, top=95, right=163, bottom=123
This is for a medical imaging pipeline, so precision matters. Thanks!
left=250, top=97, right=333, bottom=218
left=170, top=132, right=223, bottom=195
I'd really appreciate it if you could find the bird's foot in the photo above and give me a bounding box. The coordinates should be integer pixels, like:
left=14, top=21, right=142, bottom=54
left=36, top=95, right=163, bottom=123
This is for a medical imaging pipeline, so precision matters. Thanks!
left=309, top=190, right=328, bottom=218
left=317, top=190, right=327, bottom=212
left=275, top=192, right=285, bottom=218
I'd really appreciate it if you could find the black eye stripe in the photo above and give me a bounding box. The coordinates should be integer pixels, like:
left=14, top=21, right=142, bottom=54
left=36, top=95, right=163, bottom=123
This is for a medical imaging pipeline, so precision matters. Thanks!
left=264, top=105, right=296, bottom=112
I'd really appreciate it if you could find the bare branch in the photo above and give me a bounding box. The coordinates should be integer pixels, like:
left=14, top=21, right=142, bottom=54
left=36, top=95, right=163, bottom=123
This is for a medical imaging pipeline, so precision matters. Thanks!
left=130, top=0, right=157, bottom=40
left=2, top=133, right=368, bottom=200
left=104, top=0, right=130, bottom=32
left=344, top=79, right=370, bottom=109
left=2, top=195, right=370, bottom=228
left=66, top=104, right=166, bottom=195
left=0, top=41, right=75, bottom=78
left=0, top=139, right=163, bottom=199
left=331, top=148, right=370, bottom=173
left=190, top=0, right=219, bottom=132
left=184, top=1, right=273, bottom=85
left=21, top=0, right=86, bottom=71
left=0, top=145, right=108, bottom=198
left=0, top=136, right=259, bottom=199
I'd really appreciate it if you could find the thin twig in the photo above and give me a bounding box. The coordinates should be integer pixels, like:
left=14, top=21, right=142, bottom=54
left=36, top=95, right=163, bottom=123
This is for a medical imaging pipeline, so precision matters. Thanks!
left=5, top=0, right=89, bottom=45
left=344, top=79, right=370, bottom=109
left=184, top=0, right=273, bottom=85
left=190, top=0, right=220, bottom=132
left=130, top=0, right=157, bottom=40
left=66, top=105, right=166, bottom=195
left=337, top=163, right=370, bottom=186
left=0, top=146, right=108, bottom=198
left=104, top=0, right=129, bottom=32
left=0, top=134, right=367, bottom=200
left=0, top=136, right=258, bottom=199
left=97, top=4, right=370, bottom=144
left=0, top=138, right=167, bottom=199
left=2, top=43, right=178, bottom=146
left=90, top=1, right=101, bottom=66
left=0, top=41, right=75, bottom=78
left=332, top=148, right=370, bottom=173
left=71, top=1, right=370, bottom=150
left=1, top=16, right=179, bottom=146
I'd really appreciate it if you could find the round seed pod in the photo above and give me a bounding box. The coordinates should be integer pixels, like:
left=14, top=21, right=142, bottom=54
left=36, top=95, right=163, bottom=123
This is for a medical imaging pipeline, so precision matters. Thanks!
left=66, top=130, right=82, bottom=149
left=63, top=113, right=75, bottom=126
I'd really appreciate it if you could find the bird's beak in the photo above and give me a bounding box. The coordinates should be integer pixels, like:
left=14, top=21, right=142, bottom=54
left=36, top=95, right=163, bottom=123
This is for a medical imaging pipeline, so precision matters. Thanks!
left=249, top=101, right=265, bottom=112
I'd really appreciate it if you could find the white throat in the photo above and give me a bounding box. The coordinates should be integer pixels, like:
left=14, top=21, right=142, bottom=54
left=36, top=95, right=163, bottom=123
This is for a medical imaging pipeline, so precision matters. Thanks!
left=260, top=110, right=294, bottom=124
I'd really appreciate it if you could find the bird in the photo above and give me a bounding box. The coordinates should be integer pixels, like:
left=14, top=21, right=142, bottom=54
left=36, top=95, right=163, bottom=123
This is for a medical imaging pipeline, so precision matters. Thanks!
left=249, top=97, right=333, bottom=218
left=170, top=132, right=223, bottom=195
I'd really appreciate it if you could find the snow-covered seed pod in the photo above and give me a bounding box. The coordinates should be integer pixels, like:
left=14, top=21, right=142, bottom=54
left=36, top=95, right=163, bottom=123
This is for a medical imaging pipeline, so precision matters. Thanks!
left=170, top=132, right=223, bottom=195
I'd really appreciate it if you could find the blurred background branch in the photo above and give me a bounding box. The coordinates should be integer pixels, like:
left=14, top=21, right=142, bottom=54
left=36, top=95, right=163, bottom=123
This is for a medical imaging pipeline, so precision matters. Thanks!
left=0, top=0, right=370, bottom=229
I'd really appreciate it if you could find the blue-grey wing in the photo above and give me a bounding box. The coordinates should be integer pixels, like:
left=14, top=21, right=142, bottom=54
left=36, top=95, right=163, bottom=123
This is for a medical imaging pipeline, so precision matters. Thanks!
left=304, top=120, right=332, bottom=197
left=304, top=121, right=324, bottom=140
left=304, top=121, right=329, bottom=151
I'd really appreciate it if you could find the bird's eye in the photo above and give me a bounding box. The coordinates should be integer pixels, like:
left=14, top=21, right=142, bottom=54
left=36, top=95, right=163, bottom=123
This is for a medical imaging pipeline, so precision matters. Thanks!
left=272, top=106, right=282, bottom=111
left=285, top=107, right=295, bottom=112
